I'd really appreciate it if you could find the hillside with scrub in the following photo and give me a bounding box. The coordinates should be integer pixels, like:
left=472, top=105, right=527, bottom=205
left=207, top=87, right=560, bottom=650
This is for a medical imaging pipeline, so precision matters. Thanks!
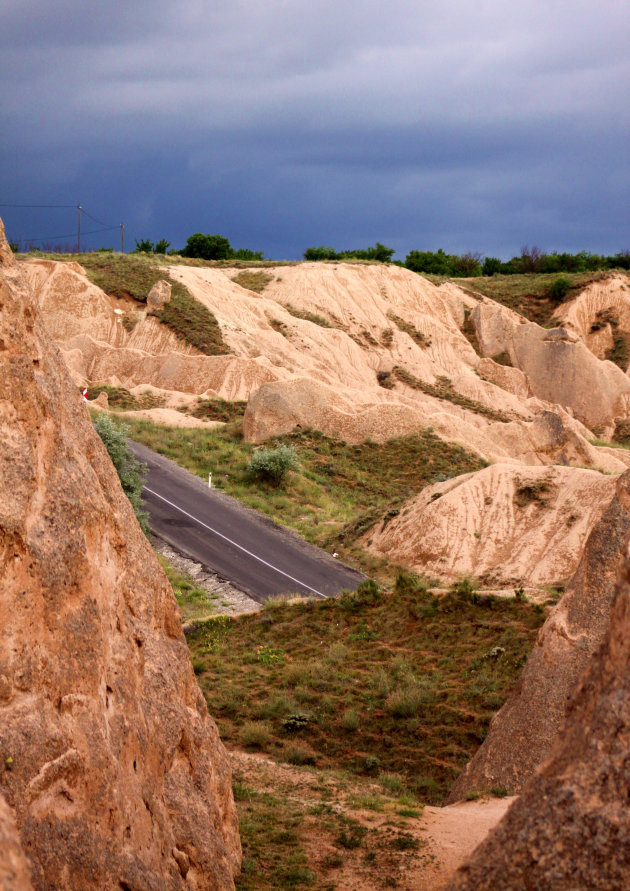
left=9, top=230, right=630, bottom=888
left=21, top=248, right=630, bottom=596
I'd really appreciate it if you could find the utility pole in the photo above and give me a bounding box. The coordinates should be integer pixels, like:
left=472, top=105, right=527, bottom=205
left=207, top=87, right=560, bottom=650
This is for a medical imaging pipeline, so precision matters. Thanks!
left=121, top=222, right=124, bottom=254
left=77, top=203, right=82, bottom=253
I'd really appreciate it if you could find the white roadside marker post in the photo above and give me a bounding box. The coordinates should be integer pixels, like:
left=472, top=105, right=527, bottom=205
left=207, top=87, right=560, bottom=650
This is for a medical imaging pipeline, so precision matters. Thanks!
left=208, top=472, right=212, bottom=488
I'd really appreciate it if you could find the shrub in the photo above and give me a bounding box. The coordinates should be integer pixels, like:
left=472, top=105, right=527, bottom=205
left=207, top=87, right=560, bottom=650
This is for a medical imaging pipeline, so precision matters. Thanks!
left=282, top=713, right=311, bottom=733
left=181, top=233, right=233, bottom=260
left=340, top=709, right=360, bottom=732
left=93, top=414, right=149, bottom=535
left=548, top=276, right=571, bottom=302
left=247, top=444, right=299, bottom=486
left=285, top=746, right=316, bottom=766
left=241, top=721, right=271, bottom=749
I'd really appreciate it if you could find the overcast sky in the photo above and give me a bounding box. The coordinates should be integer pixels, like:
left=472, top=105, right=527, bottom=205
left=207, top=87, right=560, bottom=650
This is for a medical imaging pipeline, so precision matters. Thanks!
left=1, top=0, right=628, bottom=259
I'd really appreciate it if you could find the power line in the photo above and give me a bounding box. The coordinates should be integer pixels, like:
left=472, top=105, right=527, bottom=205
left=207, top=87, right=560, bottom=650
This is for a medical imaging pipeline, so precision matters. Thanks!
left=17, top=225, right=120, bottom=242
left=81, top=208, right=116, bottom=228
left=3, top=202, right=125, bottom=252
left=0, top=203, right=77, bottom=209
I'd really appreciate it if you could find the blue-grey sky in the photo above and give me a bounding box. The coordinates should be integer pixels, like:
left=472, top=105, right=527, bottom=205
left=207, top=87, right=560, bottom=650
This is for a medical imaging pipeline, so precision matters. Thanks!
left=1, top=0, right=628, bottom=259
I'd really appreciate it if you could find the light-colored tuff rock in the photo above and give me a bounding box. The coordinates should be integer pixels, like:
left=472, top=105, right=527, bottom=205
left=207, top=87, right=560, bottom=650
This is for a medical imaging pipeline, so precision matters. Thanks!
left=0, top=222, right=240, bottom=888
left=471, top=301, right=630, bottom=429
left=446, top=469, right=630, bottom=800
left=146, top=279, right=172, bottom=309
left=476, top=357, right=529, bottom=397
left=447, top=508, right=630, bottom=889
left=553, top=274, right=630, bottom=365
left=364, top=463, right=615, bottom=588
left=0, top=794, right=33, bottom=891
left=22, top=256, right=630, bottom=473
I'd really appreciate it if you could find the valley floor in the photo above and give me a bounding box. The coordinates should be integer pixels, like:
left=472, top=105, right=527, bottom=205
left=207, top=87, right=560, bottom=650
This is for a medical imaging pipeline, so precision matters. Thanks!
left=230, top=749, right=511, bottom=890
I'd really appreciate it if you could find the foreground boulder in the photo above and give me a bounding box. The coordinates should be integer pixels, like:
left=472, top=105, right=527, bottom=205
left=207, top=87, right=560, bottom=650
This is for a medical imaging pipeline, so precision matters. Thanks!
left=446, top=469, right=630, bottom=799
left=0, top=794, right=33, bottom=890
left=0, top=218, right=240, bottom=887
left=448, top=508, right=630, bottom=888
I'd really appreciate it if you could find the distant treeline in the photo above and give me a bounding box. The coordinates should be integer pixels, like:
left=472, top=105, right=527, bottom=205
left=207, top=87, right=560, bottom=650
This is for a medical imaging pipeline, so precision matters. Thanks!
left=134, top=233, right=264, bottom=261
left=303, top=243, right=395, bottom=263
left=65, top=233, right=630, bottom=275
left=304, top=243, right=630, bottom=276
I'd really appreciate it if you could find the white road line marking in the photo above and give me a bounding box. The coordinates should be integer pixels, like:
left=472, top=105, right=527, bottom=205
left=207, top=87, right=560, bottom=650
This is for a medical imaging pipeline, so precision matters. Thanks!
left=144, top=486, right=327, bottom=598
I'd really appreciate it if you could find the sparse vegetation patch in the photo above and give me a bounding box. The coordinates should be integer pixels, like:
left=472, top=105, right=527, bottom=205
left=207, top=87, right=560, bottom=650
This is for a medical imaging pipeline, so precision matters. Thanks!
left=232, top=270, right=273, bottom=293
left=388, top=312, right=431, bottom=348
left=186, top=397, right=247, bottom=423
left=393, top=367, right=512, bottom=423
left=514, top=477, right=554, bottom=508
left=76, top=252, right=229, bottom=355
left=189, top=574, right=545, bottom=804
left=154, top=286, right=229, bottom=355
left=283, top=303, right=334, bottom=328
left=86, top=384, right=165, bottom=410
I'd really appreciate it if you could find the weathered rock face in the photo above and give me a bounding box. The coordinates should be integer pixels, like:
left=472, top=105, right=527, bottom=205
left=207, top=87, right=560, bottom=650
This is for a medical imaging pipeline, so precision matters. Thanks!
left=0, top=794, right=33, bottom=890
left=448, top=525, right=630, bottom=889
left=552, top=274, right=630, bottom=365
left=471, top=301, right=630, bottom=429
left=0, top=218, right=240, bottom=888
left=365, top=463, right=615, bottom=589
left=146, top=279, right=172, bottom=310
left=446, top=469, right=630, bottom=800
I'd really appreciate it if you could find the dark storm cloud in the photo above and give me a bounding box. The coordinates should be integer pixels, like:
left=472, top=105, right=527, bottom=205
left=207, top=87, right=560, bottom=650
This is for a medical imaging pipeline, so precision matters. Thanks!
left=1, top=0, right=628, bottom=257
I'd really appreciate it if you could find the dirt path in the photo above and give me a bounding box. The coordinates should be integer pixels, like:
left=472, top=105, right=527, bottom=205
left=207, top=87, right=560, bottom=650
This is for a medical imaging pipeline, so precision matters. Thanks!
left=230, top=750, right=512, bottom=890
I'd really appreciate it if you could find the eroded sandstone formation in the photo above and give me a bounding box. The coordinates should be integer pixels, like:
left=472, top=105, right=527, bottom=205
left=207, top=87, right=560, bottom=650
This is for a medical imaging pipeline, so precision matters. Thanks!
left=446, top=469, right=630, bottom=800
left=448, top=525, right=630, bottom=889
left=0, top=218, right=240, bottom=887
left=365, top=463, right=616, bottom=590
left=471, top=300, right=630, bottom=430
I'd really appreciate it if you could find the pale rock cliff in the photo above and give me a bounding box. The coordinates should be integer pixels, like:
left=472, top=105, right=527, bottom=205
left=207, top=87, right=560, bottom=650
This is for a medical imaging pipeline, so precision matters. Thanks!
left=471, top=301, right=630, bottom=430
left=447, top=506, right=630, bottom=889
left=364, top=463, right=615, bottom=588
left=553, top=274, right=630, bottom=365
left=446, top=469, right=630, bottom=799
left=0, top=217, right=240, bottom=888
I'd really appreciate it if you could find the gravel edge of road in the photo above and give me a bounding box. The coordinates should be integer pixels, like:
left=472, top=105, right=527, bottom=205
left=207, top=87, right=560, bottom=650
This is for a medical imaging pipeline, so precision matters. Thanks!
left=152, top=536, right=262, bottom=616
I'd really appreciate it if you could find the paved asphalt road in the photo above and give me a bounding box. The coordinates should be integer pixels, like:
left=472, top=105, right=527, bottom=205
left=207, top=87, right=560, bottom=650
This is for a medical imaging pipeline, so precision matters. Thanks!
left=129, top=441, right=365, bottom=604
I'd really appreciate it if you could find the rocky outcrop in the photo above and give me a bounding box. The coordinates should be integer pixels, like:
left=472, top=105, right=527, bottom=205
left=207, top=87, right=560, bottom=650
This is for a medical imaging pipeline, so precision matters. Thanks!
left=446, top=469, right=630, bottom=800
left=553, top=274, right=630, bottom=364
left=471, top=302, right=630, bottom=429
left=448, top=515, right=630, bottom=889
left=0, top=794, right=33, bottom=890
left=365, top=463, right=615, bottom=588
left=0, top=219, right=240, bottom=888
left=146, top=279, right=172, bottom=309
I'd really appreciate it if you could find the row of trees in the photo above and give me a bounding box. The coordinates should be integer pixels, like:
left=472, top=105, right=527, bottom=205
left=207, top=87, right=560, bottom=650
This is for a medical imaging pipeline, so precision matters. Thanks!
left=134, top=233, right=264, bottom=261
left=405, top=246, right=630, bottom=277
left=304, top=243, right=395, bottom=262
left=304, top=243, right=629, bottom=275
left=133, top=234, right=629, bottom=276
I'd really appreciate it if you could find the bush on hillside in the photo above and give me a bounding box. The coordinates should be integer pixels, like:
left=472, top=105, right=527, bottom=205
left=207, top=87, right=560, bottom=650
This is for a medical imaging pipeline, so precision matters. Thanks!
left=93, top=414, right=149, bottom=535
left=180, top=233, right=264, bottom=261
left=548, top=276, right=571, bottom=302
left=133, top=238, right=171, bottom=254
left=303, top=243, right=395, bottom=262
left=246, top=444, right=299, bottom=486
